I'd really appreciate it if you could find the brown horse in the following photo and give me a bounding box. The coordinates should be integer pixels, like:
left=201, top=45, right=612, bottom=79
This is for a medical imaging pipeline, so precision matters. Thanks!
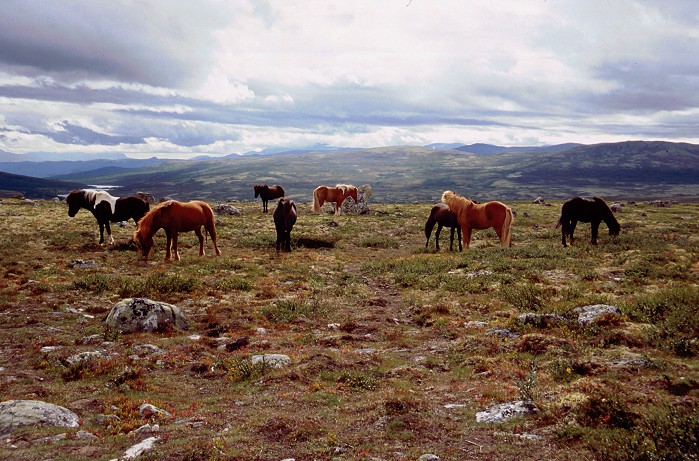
left=254, top=184, right=285, bottom=213
left=312, top=184, right=358, bottom=215
left=441, top=190, right=513, bottom=248
left=273, top=197, right=297, bottom=252
left=425, top=203, right=462, bottom=251
left=133, top=200, right=221, bottom=261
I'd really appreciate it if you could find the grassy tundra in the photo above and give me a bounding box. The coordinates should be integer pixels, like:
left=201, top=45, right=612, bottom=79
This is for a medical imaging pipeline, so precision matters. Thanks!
left=0, top=198, right=697, bottom=460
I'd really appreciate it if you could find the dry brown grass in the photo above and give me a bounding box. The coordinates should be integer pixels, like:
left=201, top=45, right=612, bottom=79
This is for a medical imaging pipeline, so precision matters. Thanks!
left=0, top=197, right=697, bottom=460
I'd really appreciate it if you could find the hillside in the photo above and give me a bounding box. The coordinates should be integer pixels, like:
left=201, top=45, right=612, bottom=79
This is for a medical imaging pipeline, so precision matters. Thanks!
left=45, top=141, right=699, bottom=203
left=0, top=171, right=86, bottom=199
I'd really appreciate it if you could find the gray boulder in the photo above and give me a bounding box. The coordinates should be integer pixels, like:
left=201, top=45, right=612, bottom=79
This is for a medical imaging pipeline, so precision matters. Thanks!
left=251, top=354, right=291, bottom=369
left=476, top=400, right=538, bottom=423
left=0, top=400, right=79, bottom=435
left=213, top=203, right=241, bottom=216
left=573, top=304, right=621, bottom=325
left=106, top=298, right=189, bottom=333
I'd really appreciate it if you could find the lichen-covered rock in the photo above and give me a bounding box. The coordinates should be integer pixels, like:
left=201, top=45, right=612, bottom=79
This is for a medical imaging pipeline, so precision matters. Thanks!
left=213, top=203, right=241, bottom=216
left=106, top=298, right=189, bottom=333
left=251, top=354, right=291, bottom=369
left=476, top=400, right=538, bottom=423
left=573, top=304, right=621, bottom=325
left=0, top=400, right=79, bottom=435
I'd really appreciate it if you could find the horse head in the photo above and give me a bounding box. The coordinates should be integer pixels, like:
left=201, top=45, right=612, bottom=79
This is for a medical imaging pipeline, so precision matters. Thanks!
left=132, top=229, right=153, bottom=259
left=254, top=184, right=268, bottom=198
left=594, top=197, right=621, bottom=236
left=66, top=190, right=84, bottom=217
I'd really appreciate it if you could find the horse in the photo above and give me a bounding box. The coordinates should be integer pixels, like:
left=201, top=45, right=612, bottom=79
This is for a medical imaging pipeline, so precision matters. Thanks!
left=66, top=189, right=150, bottom=245
left=312, top=184, right=358, bottom=215
left=254, top=184, right=285, bottom=213
left=441, top=190, right=513, bottom=248
left=556, top=196, right=620, bottom=247
left=425, top=203, right=462, bottom=251
left=273, top=197, right=297, bottom=252
left=133, top=200, right=221, bottom=261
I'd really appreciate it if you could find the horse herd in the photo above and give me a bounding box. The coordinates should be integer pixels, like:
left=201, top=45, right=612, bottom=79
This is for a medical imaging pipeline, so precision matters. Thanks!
left=65, top=185, right=620, bottom=261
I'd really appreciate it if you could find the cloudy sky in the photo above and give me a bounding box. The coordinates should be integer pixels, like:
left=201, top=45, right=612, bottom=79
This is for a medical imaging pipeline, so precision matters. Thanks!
left=0, top=1, right=697, bottom=158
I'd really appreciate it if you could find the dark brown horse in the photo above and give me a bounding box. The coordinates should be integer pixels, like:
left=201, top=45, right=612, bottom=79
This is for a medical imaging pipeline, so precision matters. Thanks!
left=425, top=203, right=462, bottom=251
left=312, top=184, right=358, bottom=215
left=556, top=196, right=620, bottom=246
left=441, top=190, right=513, bottom=248
left=254, top=184, right=285, bottom=212
left=133, top=200, right=221, bottom=261
left=273, top=197, right=297, bottom=252
left=66, top=189, right=150, bottom=245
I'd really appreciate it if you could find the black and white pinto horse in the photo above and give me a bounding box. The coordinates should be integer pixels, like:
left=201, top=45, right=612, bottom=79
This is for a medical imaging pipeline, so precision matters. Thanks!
left=556, top=196, right=620, bottom=247
left=66, top=190, right=150, bottom=245
left=273, top=197, right=297, bottom=252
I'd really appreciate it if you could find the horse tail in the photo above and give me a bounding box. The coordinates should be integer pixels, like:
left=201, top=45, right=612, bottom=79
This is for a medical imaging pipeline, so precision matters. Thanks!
left=501, top=206, right=514, bottom=247
left=425, top=215, right=436, bottom=241
left=555, top=218, right=562, bottom=229
left=312, top=187, right=321, bottom=212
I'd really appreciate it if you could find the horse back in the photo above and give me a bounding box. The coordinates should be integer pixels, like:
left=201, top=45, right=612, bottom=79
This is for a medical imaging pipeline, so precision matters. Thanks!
left=561, top=197, right=600, bottom=223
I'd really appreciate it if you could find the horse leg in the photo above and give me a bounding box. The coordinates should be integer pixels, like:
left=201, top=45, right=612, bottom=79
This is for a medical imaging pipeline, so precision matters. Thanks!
left=195, top=227, right=205, bottom=256
left=206, top=223, right=221, bottom=256
left=435, top=224, right=442, bottom=251
left=569, top=221, right=578, bottom=245
left=561, top=221, right=568, bottom=247
left=465, top=227, right=472, bottom=248
left=105, top=221, right=114, bottom=245
left=591, top=220, right=600, bottom=245
left=165, top=230, right=172, bottom=260
left=172, top=232, right=180, bottom=261
left=263, top=199, right=268, bottom=213
left=457, top=226, right=462, bottom=251
left=285, top=229, right=291, bottom=252
left=98, top=221, right=105, bottom=245
left=449, top=226, right=457, bottom=251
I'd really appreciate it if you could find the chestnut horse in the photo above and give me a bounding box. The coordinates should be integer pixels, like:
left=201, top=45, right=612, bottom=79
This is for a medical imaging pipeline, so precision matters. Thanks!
left=312, top=184, right=358, bottom=215
left=254, top=184, right=285, bottom=213
left=66, top=189, right=150, bottom=245
left=556, top=196, right=620, bottom=247
left=441, top=190, right=513, bottom=248
left=273, top=197, right=297, bottom=252
left=425, top=203, right=462, bottom=251
left=133, top=200, right=221, bottom=261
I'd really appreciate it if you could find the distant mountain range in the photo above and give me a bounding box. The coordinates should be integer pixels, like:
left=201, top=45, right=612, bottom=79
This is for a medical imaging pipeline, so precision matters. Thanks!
left=1, top=141, right=698, bottom=202
left=0, top=171, right=86, bottom=199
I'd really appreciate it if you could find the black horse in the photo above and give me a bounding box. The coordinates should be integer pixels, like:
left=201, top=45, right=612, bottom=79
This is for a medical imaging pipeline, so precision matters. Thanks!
left=425, top=203, right=462, bottom=251
left=66, top=190, right=150, bottom=245
left=273, top=197, right=297, bottom=252
left=556, top=196, right=620, bottom=247
left=254, top=184, right=285, bottom=212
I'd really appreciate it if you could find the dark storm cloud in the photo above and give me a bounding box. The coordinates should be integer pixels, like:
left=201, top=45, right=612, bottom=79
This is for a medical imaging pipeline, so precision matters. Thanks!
left=0, top=1, right=223, bottom=87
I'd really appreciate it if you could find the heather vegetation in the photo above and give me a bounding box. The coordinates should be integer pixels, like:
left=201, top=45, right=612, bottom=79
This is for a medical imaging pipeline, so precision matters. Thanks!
left=0, top=197, right=697, bottom=460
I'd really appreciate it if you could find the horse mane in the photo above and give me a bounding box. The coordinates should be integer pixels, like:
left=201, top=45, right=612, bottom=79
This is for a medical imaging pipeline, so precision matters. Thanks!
left=137, top=200, right=173, bottom=233
left=441, top=190, right=472, bottom=214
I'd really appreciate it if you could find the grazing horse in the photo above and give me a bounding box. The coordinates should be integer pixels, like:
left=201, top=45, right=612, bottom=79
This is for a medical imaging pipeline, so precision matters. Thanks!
left=254, top=184, right=285, bottom=213
left=66, top=189, right=150, bottom=245
left=556, top=196, right=620, bottom=247
left=441, top=190, right=513, bottom=248
left=273, top=197, right=297, bottom=252
left=425, top=203, right=462, bottom=251
left=312, top=184, right=358, bottom=215
left=133, top=200, right=221, bottom=261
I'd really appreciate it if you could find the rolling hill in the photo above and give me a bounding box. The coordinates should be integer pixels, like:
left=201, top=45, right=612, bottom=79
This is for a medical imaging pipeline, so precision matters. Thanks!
left=6, top=141, right=699, bottom=202
left=0, top=171, right=87, bottom=199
